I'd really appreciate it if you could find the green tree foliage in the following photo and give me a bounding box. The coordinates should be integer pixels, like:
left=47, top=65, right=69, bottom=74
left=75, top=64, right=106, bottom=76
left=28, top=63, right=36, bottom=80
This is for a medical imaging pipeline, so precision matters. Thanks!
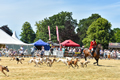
left=60, top=20, right=79, bottom=42
left=35, top=11, right=79, bottom=43
left=34, top=20, right=49, bottom=42
left=77, top=14, right=101, bottom=46
left=113, top=28, right=120, bottom=42
left=20, top=22, right=36, bottom=43
left=82, top=18, right=112, bottom=49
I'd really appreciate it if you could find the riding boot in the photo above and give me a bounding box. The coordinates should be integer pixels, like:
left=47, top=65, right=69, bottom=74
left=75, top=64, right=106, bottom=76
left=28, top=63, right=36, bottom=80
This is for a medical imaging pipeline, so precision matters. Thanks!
left=91, top=51, right=94, bottom=56
left=91, top=50, right=94, bottom=56
left=91, top=48, right=95, bottom=56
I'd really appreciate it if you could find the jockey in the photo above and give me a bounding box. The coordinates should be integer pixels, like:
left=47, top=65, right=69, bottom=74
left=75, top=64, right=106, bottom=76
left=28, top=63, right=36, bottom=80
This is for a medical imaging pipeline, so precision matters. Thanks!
left=89, top=39, right=97, bottom=56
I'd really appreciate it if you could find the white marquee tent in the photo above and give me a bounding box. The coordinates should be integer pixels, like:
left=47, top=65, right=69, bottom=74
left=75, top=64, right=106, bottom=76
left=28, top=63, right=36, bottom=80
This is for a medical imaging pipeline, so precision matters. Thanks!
left=0, top=29, right=33, bottom=45
left=0, top=29, right=33, bottom=53
left=0, top=29, right=20, bottom=45
left=12, top=31, right=33, bottom=45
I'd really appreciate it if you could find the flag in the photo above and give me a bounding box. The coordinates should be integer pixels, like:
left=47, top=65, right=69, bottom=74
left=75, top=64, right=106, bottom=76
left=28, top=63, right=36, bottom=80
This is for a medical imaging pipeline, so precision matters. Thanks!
left=48, top=26, right=51, bottom=40
left=56, top=26, right=60, bottom=42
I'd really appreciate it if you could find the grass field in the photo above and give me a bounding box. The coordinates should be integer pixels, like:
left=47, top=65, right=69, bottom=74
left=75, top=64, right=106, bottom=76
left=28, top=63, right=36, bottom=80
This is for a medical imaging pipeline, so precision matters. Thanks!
left=0, top=57, right=120, bottom=80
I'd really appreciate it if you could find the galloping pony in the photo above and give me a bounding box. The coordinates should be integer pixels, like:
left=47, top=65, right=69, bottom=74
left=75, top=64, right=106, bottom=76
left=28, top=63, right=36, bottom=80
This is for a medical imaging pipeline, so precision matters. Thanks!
left=83, top=44, right=101, bottom=65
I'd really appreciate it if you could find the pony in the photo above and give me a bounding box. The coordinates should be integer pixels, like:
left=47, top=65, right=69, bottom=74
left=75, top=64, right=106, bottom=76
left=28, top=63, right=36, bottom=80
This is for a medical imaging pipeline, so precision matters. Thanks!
left=0, top=65, right=9, bottom=77
left=83, top=44, right=101, bottom=65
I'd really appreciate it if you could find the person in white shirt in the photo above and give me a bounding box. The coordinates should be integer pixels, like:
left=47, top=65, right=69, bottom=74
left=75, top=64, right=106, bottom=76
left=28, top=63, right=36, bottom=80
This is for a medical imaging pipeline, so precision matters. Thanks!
left=19, top=49, right=24, bottom=56
left=31, top=46, right=36, bottom=57
left=72, top=48, right=76, bottom=56
left=20, top=46, right=24, bottom=52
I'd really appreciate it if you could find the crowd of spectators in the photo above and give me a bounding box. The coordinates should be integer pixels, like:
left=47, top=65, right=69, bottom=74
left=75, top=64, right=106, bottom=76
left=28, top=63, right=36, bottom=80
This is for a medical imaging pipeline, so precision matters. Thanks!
left=61, top=46, right=120, bottom=59
left=0, top=46, right=29, bottom=57
left=100, top=49, right=120, bottom=59
left=0, top=45, right=120, bottom=59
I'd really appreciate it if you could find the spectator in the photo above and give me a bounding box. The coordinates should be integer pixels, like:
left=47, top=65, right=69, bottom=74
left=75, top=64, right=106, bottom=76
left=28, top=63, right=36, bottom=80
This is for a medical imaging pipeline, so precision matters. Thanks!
left=40, top=46, right=45, bottom=58
left=20, top=46, right=24, bottom=52
left=62, top=46, right=65, bottom=54
left=35, top=50, right=40, bottom=57
left=24, top=49, right=29, bottom=56
left=31, top=46, right=36, bottom=57
left=107, top=50, right=111, bottom=60
left=69, top=47, right=73, bottom=53
left=19, top=49, right=24, bottom=57
left=100, top=48, right=104, bottom=59
left=81, top=46, right=84, bottom=54
left=104, top=49, right=107, bottom=59
left=116, top=50, right=119, bottom=59
left=50, top=46, right=54, bottom=55
left=8, top=48, right=13, bottom=57
left=72, top=48, right=76, bottom=56
left=4, top=47, right=8, bottom=57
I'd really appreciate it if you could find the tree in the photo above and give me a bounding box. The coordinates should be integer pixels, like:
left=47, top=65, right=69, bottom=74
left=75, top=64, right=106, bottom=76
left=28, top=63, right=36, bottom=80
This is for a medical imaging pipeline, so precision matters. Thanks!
left=34, top=20, right=50, bottom=42
left=113, top=28, right=120, bottom=42
left=60, top=20, right=79, bottom=42
left=82, top=18, right=112, bottom=49
left=77, top=14, right=101, bottom=46
left=20, top=22, right=35, bottom=43
left=35, top=11, right=79, bottom=43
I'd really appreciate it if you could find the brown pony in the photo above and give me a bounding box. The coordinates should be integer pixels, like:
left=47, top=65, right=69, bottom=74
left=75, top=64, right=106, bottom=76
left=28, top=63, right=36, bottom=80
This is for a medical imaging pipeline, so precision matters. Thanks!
left=83, top=44, right=101, bottom=65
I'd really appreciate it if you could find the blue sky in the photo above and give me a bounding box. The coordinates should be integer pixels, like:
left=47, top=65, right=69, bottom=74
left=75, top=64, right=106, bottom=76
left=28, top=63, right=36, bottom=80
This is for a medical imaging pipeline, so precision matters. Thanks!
left=0, top=0, right=120, bottom=38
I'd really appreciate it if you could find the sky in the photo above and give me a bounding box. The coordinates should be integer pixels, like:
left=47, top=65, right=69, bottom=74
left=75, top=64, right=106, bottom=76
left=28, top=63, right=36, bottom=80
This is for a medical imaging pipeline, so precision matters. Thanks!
left=0, top=0, right=120, bottom=39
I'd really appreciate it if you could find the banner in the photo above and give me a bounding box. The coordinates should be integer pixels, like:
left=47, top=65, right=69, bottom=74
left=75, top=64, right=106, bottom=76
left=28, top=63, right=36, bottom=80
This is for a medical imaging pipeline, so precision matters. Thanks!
left=56, top=26, right=60, bottom=42
left=48, top=26, right=51, bottom=40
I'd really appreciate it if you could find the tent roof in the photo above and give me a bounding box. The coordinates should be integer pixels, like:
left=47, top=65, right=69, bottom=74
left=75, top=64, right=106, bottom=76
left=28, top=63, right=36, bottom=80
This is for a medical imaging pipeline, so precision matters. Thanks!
left=0, top=25, right=13, bottom=36
left=60, top=40, right=80, bottom=47
left=53, top=43, right=60, bottom=46
left=0, top=29, right=19, bottom=44
left=109, top=43, right=120, bottom=48
left=33, top=39, right=49, bottom=46
left=0, top=29, right=33, bottom=45
left=12, top=31, right=33, bottom=45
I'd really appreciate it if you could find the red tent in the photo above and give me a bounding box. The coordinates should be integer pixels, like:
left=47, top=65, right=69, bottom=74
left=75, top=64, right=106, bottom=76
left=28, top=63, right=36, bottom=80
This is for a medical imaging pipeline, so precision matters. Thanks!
left=60, top=40, right=80, bottom=47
